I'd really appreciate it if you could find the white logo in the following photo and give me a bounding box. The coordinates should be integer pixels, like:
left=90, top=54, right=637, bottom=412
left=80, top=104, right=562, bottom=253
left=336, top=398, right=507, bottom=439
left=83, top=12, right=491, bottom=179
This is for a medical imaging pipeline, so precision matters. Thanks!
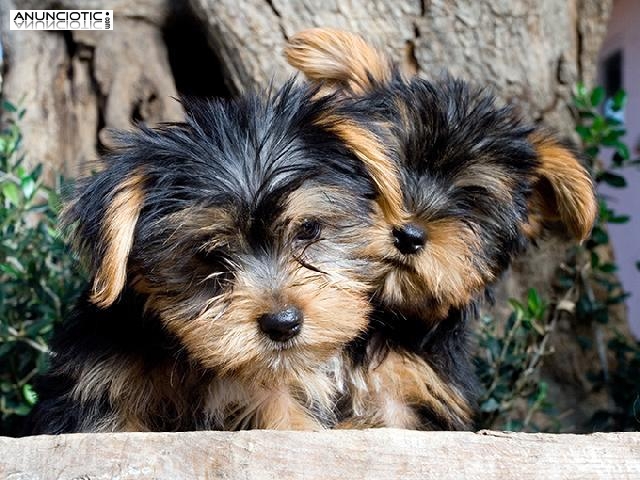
left=10, top=10, right=113, bottom=31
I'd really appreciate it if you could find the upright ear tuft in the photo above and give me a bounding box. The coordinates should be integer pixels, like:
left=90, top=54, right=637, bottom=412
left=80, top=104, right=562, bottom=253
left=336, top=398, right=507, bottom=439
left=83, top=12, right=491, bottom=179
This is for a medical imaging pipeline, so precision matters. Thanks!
left=286, top=28, right=408, bottom=224
left=284, top=28, right=393, bottom=95
left=64, top=168, right=146, bottom=308
left=526, top=132, right=597, bottom=241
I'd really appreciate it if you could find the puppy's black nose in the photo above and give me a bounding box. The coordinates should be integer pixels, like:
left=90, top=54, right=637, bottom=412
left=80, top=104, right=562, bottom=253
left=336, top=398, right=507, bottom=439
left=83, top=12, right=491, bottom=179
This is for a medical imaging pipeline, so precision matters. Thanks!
left=392, top=223, right=426, bottom=255
left=258, top=306, right=303, bottom=342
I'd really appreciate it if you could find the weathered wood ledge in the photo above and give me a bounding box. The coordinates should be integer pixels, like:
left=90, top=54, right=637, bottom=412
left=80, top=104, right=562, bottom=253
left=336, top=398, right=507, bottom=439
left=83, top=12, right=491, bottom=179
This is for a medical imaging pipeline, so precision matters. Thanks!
left=1, top=429, right=638, bottom=479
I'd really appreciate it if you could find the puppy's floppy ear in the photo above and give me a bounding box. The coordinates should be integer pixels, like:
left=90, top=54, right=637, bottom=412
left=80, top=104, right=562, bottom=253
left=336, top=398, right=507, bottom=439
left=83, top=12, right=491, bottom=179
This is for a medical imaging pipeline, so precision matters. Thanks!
left=64, top=167, right=146, bottom=308
left=525, top=131, right=597, bottom=241
left=284, top=28, right=393, bottom=95
left=313, top=112, right=407, bottom=225
left=287, top=28, right=409, bottom=224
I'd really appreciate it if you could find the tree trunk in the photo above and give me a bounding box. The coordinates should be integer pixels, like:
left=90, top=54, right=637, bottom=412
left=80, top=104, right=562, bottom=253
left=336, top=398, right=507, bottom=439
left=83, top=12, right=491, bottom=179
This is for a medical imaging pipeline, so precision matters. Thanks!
left=0, top=0, right=618, bottom=431
left=0, top=0, right=183, bottom=181
left=190, top=0, right=610, bottom=129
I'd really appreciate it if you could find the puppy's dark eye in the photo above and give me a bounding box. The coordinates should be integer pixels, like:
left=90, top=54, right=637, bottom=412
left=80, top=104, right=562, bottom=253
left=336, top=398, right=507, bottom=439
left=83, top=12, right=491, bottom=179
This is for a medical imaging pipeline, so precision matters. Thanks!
left=294, top=219, right=322, bottom=242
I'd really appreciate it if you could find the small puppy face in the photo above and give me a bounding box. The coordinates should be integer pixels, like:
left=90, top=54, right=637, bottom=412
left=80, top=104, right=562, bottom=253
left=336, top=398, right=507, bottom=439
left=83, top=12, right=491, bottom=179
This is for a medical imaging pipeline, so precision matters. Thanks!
left=286, top=29, right=597, bottom=319
left=65, top=82, right=381, bottom=385
left=358, top=78, right=539, bottom=317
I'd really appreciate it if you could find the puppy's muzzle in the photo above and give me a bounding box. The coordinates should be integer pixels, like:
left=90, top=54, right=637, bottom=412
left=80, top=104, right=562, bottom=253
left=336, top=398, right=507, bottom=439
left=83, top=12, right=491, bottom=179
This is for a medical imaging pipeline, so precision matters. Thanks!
left=392, top=223, right=426, bottom=255
left=258, top=306, right=304, bottom=342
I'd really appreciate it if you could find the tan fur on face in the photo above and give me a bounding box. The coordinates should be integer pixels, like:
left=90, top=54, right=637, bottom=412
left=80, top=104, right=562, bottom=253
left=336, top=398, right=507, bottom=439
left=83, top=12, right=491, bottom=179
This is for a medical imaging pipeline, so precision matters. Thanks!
left=89, top=170, right=146, bottom=308
left=285, top=29, right=487, bottom=312
left=339, top=351, right=473, bottom=430
left=154, top=258, right=369, bottom=429
left=364, top=216, right=489, bottom=317
left=133, top=185, right=379, bottom=430
left=285, top=29, right=408, bottom=227
left=313, top=114, right=407, bottom=226
left=285, top=28, right=393, bottom=95
left=158, top=261, right=370, bottom=381
left=527, top=132, right=597, bottom=241
left=150, top=271, right=366, bottom=431
left=150, top=188, right=374, bottom=384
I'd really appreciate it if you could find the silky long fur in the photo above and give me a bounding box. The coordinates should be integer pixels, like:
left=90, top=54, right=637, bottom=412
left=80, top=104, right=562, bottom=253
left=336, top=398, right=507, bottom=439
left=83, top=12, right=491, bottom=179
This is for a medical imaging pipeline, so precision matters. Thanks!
left=286, top=28, right=597, bottom=430
left=28, top=81, right=384, bottom=433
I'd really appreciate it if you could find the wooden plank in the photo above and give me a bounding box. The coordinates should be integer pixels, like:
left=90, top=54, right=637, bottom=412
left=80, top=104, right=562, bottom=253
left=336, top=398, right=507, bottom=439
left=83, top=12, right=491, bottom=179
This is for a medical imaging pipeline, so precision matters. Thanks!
left=1, top=430, right=639, bottom=479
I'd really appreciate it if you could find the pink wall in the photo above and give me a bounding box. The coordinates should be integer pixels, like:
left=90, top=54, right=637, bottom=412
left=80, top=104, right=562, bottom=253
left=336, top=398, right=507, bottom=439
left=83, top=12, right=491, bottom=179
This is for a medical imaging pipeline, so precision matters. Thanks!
left=598, top=0, right=640, bottom=338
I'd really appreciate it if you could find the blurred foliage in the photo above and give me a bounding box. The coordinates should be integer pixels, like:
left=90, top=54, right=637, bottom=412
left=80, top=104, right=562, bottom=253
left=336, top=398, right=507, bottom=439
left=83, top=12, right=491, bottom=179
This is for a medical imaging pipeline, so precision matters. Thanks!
left=0, top=101, right=85, bottom=436
left=475, top=289, right=557, bottom=432
left=475, top=84, right=640, bottom=433
left=570, top=84, right=640, bottom=431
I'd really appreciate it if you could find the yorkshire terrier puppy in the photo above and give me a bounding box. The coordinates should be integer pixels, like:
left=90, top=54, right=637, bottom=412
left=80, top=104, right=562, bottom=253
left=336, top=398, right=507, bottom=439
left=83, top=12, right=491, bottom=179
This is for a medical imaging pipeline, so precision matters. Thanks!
left=286, top=28, right=597, bottom=430
left=27, top=81, right=395, bottom=433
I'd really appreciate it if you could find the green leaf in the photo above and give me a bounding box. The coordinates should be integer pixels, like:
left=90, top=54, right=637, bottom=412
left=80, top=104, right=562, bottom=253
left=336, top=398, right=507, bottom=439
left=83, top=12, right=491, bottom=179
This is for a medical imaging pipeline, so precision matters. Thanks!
left=592, top=115, right=606, bottom=132
left=608, top=214, right=630, bottom=224
left=527, top=288, right=544, bottom=318
left=536, top=381, right=548, bottom=400
left=576, top=125, right=592, bottom=140
left=576, top=295, right=595, bottom=317
left=13, top=404, right=32, bottom=416
left=607, top=293, right=630, bottom=305
left=2, top=182, right=21, bottom=206
left=585, top=145, right=600, bottom=159
left=590, top=226, right=609, bottom=245
left=0, top=342, right=14, bottom=357
left=599, top=172, right=627, bottom=188
left=614, top=141, right=631, bottom=161
left=15, top=165, right=26, bottom=179
left=601, top=131, right=624, bottom=147
left=486, top=337, right=501, bottom=359
left=612, top=151, right=626, bottom=167
left=2, top=100, right=18, bottom=113
left=31, top=163, right=43, bottom=181
left=573, top=97, right=589, bottom=110
left=21, top=175, right=35, bottom=200
left=22, top=384, right=38, bottom=406
left=508, top=299, right=525, bottom=319
left=599, top=263, right=618, bottom=273
left=590, top=86, right=606, bottom=107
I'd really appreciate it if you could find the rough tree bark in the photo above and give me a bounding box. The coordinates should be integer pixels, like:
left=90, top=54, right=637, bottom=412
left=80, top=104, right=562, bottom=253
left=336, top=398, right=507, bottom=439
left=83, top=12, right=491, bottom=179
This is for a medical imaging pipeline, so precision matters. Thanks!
left=0, top=0, right=620, bottom=431
left=0, top=0, right=183, bottom=181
